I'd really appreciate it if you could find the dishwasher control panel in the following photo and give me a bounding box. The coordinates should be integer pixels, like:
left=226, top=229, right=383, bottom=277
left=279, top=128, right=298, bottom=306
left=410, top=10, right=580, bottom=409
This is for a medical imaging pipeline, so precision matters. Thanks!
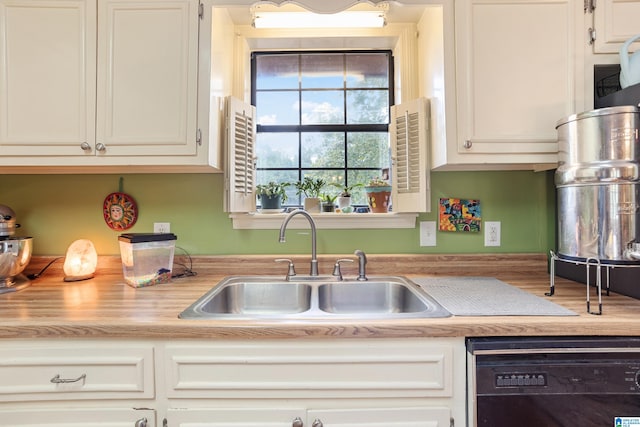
left=476, top=356, right=640, bottom=395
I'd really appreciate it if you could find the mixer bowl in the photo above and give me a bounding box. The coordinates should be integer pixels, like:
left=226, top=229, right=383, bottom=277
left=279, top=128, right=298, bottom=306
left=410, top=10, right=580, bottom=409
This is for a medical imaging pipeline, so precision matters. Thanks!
left=0, top=237, right=33, bottom=287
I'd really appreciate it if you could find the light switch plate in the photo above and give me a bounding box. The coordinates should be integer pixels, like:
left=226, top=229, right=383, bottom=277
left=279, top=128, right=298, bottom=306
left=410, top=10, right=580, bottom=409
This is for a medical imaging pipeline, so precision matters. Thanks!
left=420, top=221, right=437, bottom=246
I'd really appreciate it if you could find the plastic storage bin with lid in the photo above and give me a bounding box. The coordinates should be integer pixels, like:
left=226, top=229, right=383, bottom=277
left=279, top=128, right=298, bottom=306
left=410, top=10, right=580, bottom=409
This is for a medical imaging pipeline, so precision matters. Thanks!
left=118, top=233, right=177, bottom=288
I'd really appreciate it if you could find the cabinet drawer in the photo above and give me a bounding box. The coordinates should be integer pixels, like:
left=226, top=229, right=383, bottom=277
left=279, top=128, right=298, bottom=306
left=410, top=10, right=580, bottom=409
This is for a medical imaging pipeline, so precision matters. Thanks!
left=0, top=408, right=155, bottom=426
left=164, top=339, right=454, bottom=399
left=0, top=342, right=154, bottom=401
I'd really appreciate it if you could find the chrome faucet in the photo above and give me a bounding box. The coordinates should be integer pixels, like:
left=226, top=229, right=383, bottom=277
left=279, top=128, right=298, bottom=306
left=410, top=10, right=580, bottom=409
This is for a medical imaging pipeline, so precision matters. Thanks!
left=279, top=209, right=319, bottom=276
left=354, top=249, right=368, bottom=281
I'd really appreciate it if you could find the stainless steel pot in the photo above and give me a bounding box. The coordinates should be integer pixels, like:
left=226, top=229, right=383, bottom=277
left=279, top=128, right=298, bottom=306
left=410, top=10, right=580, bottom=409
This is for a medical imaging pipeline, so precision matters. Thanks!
left=555, top=105, right=640, bottom=263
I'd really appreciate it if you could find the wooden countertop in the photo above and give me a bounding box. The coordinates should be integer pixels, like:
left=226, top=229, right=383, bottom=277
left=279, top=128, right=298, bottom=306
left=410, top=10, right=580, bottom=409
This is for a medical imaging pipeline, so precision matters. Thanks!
left=1, top=254, right=639, bottom=340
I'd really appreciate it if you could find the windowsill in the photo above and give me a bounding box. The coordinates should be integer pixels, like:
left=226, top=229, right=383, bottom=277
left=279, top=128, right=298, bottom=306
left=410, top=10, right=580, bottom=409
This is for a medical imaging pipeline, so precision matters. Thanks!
left=229, top=212, right=418, bottom=229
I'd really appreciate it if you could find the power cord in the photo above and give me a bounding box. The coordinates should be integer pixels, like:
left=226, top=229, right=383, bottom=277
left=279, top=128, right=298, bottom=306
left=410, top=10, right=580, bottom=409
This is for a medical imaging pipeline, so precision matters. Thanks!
left=26, top=257, right=64, bottom=280
left=172, top=246, right=197, bottom=279
left=24, top=248, right=196, bottom=281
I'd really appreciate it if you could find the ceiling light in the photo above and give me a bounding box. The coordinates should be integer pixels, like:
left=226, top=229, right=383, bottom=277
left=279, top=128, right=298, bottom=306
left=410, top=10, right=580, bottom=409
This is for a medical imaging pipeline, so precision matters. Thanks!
left=252, top=10, right=386, bottom=29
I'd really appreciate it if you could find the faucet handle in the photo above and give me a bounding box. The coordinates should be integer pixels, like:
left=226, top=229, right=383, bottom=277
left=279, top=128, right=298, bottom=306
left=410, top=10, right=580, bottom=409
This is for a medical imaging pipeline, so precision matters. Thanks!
left=275, top=258, right=296, bottom=280
left=332, top=258, right=354, bottom=281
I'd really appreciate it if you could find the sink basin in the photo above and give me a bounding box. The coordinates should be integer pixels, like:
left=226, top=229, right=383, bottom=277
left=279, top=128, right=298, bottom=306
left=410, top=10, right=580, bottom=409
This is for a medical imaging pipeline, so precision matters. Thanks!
left=318, top=282, right=431, bottom=314
left=179, top=276, right=450, bottom=320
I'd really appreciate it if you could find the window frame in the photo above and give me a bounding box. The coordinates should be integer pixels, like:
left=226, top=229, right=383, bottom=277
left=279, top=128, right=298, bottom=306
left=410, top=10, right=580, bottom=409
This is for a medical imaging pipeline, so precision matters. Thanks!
left=251, top=50, right=395, bottom=208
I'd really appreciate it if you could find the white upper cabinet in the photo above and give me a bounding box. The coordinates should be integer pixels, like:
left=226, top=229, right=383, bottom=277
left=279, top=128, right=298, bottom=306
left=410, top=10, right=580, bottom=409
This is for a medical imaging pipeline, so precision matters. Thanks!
left=587, top=0, right=640, bottom=54
left=0, top=0, right=96, bottom=156
left=0, top=0, right=210, bottom=171
left=96, top=0, right=199, bottom=157
left=428, top=0, right=577, bottom=171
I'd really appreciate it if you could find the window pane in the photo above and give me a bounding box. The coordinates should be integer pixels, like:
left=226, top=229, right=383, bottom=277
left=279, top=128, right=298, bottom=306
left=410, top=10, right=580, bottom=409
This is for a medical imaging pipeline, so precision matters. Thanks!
left=256, top=91, right=299, bottom=125
left=347, top=132, right=390, bottom=168
left=301, top=90, right=344, bottom=124
left=301, top=54, right=343, bottom=88
left=347, top=170, right=371, bottom=205
left=301, top=132, right=344, bottom=168
left=255, top=55, right=299, bottom=90
left=346, top=54, right=389, bottom=88
left=347, top=90, right=389, bottom=124
left=256, top=132, right=299, bottom=168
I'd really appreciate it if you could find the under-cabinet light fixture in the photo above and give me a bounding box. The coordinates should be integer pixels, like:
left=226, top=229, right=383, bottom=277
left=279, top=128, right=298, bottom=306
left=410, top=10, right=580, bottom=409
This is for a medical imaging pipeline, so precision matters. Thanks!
left=252, top=10, right=387, bottom=29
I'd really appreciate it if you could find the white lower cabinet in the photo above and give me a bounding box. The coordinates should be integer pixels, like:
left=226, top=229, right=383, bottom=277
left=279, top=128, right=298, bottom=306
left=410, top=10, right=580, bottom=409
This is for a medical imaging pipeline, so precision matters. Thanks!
left=166, top=406, right=450, bottom=427
left=0, top=408, right=155, bottom=426
left=0, top=338, right=465, bottom=427
left=161, top=338, right=465, bottom=427
left=0, top=340, right=156, bottom=426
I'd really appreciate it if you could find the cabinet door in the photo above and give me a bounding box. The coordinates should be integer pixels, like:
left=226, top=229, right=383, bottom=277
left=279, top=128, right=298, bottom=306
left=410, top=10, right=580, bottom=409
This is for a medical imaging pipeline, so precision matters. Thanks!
left=96, top=0, right=199, bottom=156
left=0, top=0, right=96, bottom=156
left=307, top=407, right=450, bottom=427
left=591, top=0, right=640, bottom=54
left=453, top=0, right=573, bottom=167
left=166, top=407, right=450, bottom=427
left=166, top=408, right=303, bottom=427
left=0, top=408, right=155, bottom=426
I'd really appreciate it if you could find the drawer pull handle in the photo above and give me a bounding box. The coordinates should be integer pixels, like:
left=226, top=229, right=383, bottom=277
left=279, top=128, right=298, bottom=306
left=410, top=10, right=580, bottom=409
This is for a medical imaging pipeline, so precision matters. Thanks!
left=50, top=373, right=86, bottom=384
left=135, top=418, right=148, bottom=427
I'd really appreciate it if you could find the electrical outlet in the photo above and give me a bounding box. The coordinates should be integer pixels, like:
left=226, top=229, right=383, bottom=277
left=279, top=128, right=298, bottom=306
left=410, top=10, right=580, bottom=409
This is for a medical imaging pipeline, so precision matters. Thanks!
left=484, top=221, right=501, bottom=247
left=154, top=222, right=171, bottom=233
left=420, top=221, right=437, bottom=246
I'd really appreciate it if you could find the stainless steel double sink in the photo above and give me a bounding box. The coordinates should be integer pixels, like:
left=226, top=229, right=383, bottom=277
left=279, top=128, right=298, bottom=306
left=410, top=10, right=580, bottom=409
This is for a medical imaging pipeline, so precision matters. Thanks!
left=179, top=276, right=451, bottom=320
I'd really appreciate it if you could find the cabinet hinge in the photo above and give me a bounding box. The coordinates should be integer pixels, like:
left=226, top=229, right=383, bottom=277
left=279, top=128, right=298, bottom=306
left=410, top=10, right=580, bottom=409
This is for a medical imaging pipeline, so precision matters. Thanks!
left=196, top=128, right=202, bottom=146
left=198, top=2, right=204, bottom=19
left=450, top=417, right=454, bottom=427
left=588, top=27, right=596, bottom=45
left=163, top=418, right=168, bottom=427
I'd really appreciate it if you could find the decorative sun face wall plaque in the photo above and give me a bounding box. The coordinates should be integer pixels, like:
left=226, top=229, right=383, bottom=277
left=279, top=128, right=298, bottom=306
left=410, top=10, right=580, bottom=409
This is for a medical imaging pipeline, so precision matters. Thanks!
left=439, top=198, right=481, bottom=232
left=103, top=192, right=138, bottom=230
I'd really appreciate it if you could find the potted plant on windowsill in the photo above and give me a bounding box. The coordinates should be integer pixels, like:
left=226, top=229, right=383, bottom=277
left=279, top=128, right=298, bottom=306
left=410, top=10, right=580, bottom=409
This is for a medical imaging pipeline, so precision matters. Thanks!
left=332, top=183, right=363, bottom=209
left=365, top=177, right=392, bottom=213
left=256, top=181, right=290, bottom=212
left=295, top=177, right=326, bottom=213
left=320, top=193, right=338, bottom=213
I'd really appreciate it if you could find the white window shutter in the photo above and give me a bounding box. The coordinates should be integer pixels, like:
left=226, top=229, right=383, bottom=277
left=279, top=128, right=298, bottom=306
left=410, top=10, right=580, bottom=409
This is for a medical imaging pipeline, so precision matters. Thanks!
left=390, top=97, right=431, bottom=213
left=224, top=96, right=257, bottom=213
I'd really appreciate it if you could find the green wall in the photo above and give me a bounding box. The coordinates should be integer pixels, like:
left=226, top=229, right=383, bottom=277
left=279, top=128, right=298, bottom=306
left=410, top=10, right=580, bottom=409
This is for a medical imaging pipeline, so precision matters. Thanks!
left=1, top=170, right=556, bottom=256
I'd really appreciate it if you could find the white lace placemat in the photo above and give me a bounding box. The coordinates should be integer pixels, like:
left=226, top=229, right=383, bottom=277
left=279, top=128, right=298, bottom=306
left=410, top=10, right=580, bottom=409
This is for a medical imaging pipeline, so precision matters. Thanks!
left=414, top=276, right=577, bottom=316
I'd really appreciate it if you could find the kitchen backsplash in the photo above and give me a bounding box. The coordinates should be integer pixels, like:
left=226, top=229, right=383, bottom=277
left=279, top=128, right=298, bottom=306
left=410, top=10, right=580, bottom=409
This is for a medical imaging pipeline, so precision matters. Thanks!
left=0, top=170, right=555, bottom=256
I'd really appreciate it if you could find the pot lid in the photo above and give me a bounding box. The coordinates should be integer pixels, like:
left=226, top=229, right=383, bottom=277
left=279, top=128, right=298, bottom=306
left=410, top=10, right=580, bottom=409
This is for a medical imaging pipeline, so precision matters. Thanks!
left=556, top=105, right=640, bottom=128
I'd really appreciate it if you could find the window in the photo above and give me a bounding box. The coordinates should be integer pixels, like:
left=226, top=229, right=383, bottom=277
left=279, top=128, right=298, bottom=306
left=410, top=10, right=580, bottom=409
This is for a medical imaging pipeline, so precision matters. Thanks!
left=252, top=51, right=394, bottom=206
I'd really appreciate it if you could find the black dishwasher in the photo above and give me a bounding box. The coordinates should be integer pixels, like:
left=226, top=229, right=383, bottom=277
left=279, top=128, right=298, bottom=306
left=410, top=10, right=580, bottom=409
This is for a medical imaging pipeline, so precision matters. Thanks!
left=467, top=337, right=640, bottom=427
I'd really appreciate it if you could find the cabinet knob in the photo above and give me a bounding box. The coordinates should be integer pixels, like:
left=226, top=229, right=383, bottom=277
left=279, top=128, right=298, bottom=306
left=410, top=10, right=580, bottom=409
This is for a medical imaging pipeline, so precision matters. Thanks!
left=134, top=418, right=147, bottom=427
left=292, top=417, right=304, bottom=427
left=463, top=140, right=472, bottom=149
left=95, top=143, right=107, bottom=152
left=312, top=419, right=323, bottom=427
left=80, top=142, right=92, bottom=151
